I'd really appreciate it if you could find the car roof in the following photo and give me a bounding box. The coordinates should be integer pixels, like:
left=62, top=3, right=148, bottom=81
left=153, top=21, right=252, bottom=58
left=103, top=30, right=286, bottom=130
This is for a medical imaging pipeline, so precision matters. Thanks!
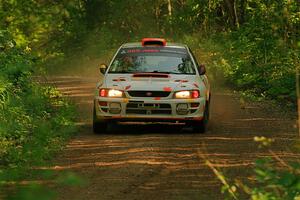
left=121, top=42, right=188, bottom=49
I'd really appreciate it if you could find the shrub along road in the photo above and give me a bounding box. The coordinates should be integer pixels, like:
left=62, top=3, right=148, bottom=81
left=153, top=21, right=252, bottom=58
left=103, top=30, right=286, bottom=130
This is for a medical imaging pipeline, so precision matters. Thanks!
left=46, top=76, right=298, bottom=200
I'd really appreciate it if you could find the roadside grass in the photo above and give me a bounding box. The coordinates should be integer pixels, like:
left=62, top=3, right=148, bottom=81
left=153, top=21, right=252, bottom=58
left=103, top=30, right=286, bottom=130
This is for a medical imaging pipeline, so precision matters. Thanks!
left=0, top=30, right=80, bottom=199
left=202, top=137, right=300, bottom=200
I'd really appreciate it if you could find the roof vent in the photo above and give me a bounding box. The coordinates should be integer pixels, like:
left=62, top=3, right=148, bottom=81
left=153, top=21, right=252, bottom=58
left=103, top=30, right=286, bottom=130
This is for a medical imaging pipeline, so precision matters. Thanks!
left=142, top=38, right=166, bottom=46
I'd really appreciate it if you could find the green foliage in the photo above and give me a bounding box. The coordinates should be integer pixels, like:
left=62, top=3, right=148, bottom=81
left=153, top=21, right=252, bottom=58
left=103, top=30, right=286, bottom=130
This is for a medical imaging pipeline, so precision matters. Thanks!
left=250, top=158, right=300, bottom=200
left=0, top=0, right=86, bottom=59
left=0, top=30, right=76, bottom=198
left=3, top=171, right=85, bottom=200
left=195, top=15, right=298, bottom=104
left=8, top=184, right=56, bottom=200
left=193, top=1, right=299, bottom=105
left=211, top=149, right=300, bottom=200
left=247, top=136, right=300, bottom=200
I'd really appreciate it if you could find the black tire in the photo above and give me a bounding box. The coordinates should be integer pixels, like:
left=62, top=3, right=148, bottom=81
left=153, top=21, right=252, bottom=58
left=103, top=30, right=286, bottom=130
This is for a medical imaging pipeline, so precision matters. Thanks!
left=191, top=102, right=209, bottom=133
left=93, top=107, right=107, bottom=134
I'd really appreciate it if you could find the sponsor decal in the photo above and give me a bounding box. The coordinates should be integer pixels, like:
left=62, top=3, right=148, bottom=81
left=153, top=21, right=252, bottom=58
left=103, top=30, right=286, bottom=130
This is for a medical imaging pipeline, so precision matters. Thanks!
left=126, top=49, right=160, bottom=53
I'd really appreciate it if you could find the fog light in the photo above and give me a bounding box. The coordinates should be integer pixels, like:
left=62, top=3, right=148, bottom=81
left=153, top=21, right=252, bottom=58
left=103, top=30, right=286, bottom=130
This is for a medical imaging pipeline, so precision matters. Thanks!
left=109, top=102, right=121, bottom=114
left=191, top=103, right=199, bottom=108
left=99, top=101, right=108, bottom=106
left=176, top=103, right=189, bottom=115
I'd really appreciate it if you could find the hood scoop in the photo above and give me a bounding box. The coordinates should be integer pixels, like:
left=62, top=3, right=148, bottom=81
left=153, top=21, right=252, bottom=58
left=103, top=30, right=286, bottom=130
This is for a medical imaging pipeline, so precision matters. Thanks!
left=132, top=73, right=169, bottom=78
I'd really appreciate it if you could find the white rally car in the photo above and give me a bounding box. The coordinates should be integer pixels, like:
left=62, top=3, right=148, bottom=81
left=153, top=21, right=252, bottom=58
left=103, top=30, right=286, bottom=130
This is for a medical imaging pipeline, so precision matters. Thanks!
left=93, top=38, right=210, bottom=133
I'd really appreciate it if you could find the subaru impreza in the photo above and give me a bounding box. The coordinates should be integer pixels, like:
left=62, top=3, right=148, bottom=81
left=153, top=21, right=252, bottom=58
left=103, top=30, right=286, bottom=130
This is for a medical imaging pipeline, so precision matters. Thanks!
left=93, top=38, right=210, bottom=133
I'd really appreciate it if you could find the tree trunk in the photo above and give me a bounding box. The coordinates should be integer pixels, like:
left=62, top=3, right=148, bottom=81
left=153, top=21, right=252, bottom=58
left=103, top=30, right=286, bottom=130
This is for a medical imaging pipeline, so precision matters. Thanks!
left=296, top=66, right=300, bottom=137
left=155, top=5, right=161, bottom=33
left=233, top=0, right=239, bottom=28
left=167, top=0, right=173, bottom=35
left=224, top=0, right=239, bottom=28
left=167, top=0, right=172, bottom=16
left=239, top=0, right=246, bottom=25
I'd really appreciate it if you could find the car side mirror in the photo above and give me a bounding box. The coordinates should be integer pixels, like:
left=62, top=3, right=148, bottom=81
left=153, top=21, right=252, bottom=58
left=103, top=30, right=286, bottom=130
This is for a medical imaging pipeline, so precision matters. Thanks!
left=99, top=64, right=107, bottom=74
left=198, top=64, right=206, bottom=75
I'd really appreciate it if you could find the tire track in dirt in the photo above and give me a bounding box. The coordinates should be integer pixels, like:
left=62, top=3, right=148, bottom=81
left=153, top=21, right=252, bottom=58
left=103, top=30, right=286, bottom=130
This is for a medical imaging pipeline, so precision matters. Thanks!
left=45, top=76, right=298, bottom=200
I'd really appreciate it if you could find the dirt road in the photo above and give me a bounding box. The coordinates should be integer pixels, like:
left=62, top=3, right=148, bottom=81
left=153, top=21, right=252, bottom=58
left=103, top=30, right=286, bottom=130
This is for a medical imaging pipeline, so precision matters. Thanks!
left=47, top=76, right=298, bottom=200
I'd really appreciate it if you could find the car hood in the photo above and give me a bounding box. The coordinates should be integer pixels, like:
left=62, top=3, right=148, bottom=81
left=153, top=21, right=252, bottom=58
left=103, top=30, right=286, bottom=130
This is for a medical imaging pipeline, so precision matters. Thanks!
left=103, top=74, right=198, bottom=92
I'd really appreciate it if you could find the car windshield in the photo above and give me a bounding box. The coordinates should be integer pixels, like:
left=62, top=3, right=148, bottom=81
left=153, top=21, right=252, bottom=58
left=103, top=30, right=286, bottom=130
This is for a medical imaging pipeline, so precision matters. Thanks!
left=108, top=47, right=196, bottom=74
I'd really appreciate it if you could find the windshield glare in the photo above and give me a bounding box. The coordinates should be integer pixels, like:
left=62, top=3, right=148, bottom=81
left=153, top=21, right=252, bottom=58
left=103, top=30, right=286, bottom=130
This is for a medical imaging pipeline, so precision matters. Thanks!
left=108, top=48, right=196, bottom=74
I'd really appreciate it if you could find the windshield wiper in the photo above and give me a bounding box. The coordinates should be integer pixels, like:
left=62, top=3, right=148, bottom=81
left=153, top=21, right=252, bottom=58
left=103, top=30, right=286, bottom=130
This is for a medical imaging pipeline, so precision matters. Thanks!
left=150, top=71, right=171, bottom=74
left=150, top=71, right=194, bottom=75
left=109, top=71, right=194, bottom=75
left=108, top=71, right=132, bottom=73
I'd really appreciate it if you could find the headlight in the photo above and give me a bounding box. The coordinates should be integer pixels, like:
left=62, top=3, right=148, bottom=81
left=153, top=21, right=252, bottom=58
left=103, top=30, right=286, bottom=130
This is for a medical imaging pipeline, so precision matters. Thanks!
left=174, top=90, right=200, bottom=99
left=175, top=91, right=191, bottom=99
left=108, top=89, right=123, bottom=97
left=99, top=89, right=124, bottom=98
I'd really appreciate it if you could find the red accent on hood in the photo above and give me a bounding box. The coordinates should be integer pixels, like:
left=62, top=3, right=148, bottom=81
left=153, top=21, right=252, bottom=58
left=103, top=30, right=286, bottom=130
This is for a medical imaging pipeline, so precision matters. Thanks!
left=163, top=87, right=172, bottom=92
left=125, top=85, right=131, bottom=90
left=132, top=73, right=169, bottom=78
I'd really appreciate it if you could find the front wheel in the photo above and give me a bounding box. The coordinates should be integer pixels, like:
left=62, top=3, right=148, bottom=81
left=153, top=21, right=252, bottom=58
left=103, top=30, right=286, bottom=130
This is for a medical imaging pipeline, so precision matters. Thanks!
left=191, top=103, right=209, bottom=133
left=93, top=106, right=107, bottom=134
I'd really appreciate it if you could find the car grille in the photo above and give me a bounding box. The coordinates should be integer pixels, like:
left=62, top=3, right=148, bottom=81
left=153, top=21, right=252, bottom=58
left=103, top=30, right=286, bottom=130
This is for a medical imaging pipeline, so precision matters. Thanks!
left=127, top=91, right=171, bottom=97
left=126, top=102, right=172, bottom=115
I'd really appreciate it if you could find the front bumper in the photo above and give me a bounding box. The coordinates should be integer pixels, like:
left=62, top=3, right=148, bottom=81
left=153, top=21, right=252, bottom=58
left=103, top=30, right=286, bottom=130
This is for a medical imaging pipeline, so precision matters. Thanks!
left=94, top=97, right=206, bottom=123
